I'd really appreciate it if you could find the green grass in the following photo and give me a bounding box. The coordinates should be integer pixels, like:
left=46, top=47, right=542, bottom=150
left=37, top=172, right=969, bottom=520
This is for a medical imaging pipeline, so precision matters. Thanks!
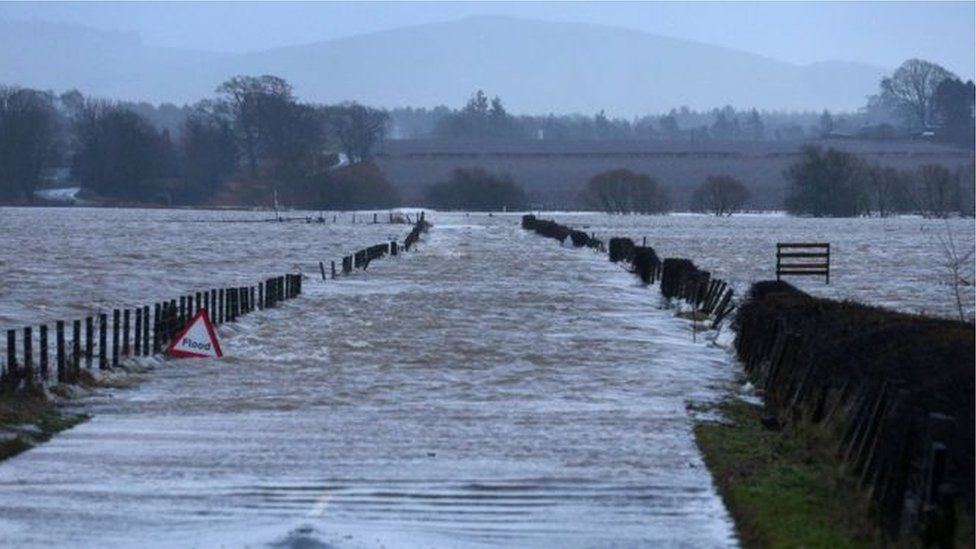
left=694, top=399, right=881, bottom=549
left=0, top=394, right=88, bottom=462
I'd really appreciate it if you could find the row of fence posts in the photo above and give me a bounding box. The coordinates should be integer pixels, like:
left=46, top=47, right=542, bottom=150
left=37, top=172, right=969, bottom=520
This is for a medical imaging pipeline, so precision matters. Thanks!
left=319, top=216, right=430, bottom=280
left=2, top=216, right=434, bottom=394
left=1, top=273, right=302, bottom=394
left=282, top=211, right=413, bottom=225
left=521, top=215, right=735, bottom=327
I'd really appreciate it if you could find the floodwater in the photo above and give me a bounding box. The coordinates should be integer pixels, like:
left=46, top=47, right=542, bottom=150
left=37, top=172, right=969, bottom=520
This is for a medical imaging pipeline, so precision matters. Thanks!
left=0, top=209, right=738, bottom=548
left=555, top=212, right=975, bottom=320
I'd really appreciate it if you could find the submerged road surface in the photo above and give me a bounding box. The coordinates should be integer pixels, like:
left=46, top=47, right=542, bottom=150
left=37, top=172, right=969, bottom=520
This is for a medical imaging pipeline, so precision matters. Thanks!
left=0, top=214, right=738, bottom=547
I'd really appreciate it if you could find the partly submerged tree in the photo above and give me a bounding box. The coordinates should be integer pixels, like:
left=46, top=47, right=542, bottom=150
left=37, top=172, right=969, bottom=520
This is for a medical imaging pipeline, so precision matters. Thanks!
left=581, top=169, right=670, bottom=214
left=914, top=163, right=964, bottom=218
left=307, top=160, right=400, bottom=210
left=865, top=164, right=912, bottom=218
left=424, top=167, right=527, bottom=211
left=690, top=175, right=751, bottom=216
left=784, top=146, right=869, bottom=217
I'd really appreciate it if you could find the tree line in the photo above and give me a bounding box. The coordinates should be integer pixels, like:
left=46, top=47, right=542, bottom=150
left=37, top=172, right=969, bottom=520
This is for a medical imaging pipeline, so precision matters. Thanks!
left=0, top=76, right=393, bottom=206
left=784, top=146, right=974, bottom=218
left=425, top=150, right=973, bottom=219
left=390, top=58, right=974, bottom=148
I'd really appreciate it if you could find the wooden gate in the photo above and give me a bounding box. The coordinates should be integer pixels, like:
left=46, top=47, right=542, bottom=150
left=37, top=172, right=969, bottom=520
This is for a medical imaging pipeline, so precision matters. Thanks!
left=776, top=243, right=830, bottom=284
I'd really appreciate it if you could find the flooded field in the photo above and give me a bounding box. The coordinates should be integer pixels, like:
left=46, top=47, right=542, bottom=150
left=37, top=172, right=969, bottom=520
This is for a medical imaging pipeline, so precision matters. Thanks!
left=0, top=209, right=737, bottom=548
left=552, top=212, right=975, bottom=320
left=0, top=208, right=972, bottom=547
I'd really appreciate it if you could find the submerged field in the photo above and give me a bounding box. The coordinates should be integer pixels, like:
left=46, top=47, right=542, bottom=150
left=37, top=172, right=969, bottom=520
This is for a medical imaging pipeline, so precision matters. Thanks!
left=0, top=207, right=972, bottom=547
left=545, top=212, right=975, bottom=320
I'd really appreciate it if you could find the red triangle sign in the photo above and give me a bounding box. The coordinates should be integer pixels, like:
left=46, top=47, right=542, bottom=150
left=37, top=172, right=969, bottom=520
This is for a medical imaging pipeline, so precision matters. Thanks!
left=166, top=309, right=223, bottom=358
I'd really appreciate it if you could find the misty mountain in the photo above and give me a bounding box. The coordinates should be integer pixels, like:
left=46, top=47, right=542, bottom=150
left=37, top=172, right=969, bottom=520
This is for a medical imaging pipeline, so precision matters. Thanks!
left=0, top=16, right=888, bottom=114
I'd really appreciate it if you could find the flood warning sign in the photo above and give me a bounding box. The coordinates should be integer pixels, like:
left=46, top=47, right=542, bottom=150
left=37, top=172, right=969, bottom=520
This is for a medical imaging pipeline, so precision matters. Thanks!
left=166, top=310, right=223, bottom=358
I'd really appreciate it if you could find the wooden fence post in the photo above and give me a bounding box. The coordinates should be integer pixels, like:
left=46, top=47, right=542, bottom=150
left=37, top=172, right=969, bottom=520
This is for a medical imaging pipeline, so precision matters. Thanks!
left=40, top=324, right=48, bottom=381
left=54, top=320, right=67, bottom=383
left=134, top=308, right=142, bottom=356
left=98, top=313, right=107, bottom=370
left=23, top=327, right=32, bottom=382
left=142, top=305, right=150, bottom=355
left=56, top=321, right=65, bottom=383
left=152, top=304, right=161, bottom=354
left=85, top=316, right=93, bottom=369
left=122, top=309, right=130, bottom=356
left=112, top=309, right=120, bottom=368
left=5, top=329, right=15, bottom=386
left=71, top=320, right=81, bottom=380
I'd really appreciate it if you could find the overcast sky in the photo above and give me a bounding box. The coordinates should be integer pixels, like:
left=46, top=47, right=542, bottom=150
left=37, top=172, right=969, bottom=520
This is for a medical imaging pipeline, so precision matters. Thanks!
left=1, top=1, right=973, bottom=77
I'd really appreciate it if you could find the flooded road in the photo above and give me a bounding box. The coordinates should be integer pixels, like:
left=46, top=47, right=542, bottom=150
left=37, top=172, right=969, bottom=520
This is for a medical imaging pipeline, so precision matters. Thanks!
left=0, top=212, right=737, bottom=547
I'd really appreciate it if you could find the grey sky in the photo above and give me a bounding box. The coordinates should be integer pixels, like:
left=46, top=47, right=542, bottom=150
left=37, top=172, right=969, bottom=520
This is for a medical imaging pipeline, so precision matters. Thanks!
left=1, top=1, right=973, bottom=77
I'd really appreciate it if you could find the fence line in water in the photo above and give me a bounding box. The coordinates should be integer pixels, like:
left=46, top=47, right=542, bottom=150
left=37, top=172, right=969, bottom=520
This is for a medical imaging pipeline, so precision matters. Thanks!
left=520, top=214, right=736, bottom=327
left=1, top=217, right=430, bottom=395
left=520, top=213, right=972, bottom=546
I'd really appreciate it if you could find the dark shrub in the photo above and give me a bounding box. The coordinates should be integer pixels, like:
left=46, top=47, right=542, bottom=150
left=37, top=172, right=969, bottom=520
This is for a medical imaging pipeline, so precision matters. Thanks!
left=425, top=167, right=527, bottom=211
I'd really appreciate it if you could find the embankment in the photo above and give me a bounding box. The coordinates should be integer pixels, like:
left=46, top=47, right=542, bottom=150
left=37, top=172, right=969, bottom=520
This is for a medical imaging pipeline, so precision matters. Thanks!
left=732, top=281, right=973, bottom=546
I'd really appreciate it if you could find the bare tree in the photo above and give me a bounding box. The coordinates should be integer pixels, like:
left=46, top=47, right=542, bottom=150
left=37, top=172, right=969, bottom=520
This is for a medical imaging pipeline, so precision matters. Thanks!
left=216, top=75, right=294, bottom=175
left=0, top=86, right=61, bottom=201
left=580, top=169, right=670, bottom=214
left=179, top=101, right=237, bottom=203
left=937, top=222, right=974, bottom=322
left=690, top=175, right=751, bottom=216
left=915, top=163, right=961, bottom=218
left=880, top=59, right=956, bottom=129
left=71, top=100, right=174, bottom=200
left=866, top=164, right=912, bottom=217
left=425, top=167, right=526, bottom=211
left=784, top=146, right=869, bottom=217
left=324, top=103, right=389, bottom=163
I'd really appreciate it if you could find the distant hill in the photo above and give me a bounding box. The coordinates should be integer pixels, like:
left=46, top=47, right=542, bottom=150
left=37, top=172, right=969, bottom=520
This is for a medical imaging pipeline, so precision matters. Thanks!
left=0, top=16, right=887, bottom=114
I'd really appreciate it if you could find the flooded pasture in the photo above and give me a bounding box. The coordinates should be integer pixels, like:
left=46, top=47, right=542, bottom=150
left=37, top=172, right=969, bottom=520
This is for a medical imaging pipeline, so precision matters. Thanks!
left=551, top=212, right=975, bottom=320
left=0, top=209, right=737, bottom=548
left=0, top=208, right=971, bottom=547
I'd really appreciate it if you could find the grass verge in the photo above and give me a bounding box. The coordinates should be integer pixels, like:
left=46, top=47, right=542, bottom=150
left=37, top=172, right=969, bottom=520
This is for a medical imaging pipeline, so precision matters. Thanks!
left=694, top=398, right=882, bottom=548
left=0, top=393, right=89, bottom=462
